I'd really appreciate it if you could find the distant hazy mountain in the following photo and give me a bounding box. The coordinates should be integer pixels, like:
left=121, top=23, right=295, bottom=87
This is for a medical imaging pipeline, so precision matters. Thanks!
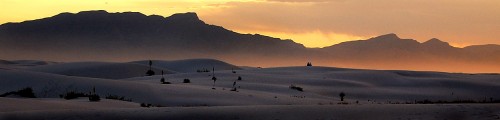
left=1, top=10, right=499, bottom=73
left=0, top=10, right=307, bottom=63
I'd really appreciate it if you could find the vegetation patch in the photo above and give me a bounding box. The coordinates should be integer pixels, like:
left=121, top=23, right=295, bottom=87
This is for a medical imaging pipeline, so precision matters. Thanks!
left=61, top=91, right=88, bottom=100
left=140, top=103, right=165, bottom=107
left=105, top=94, right=132, bottom=102
left=0, top=87, right=36, bottom=98
left=183, top=79, right=191, bottom=83
left=289, top=84, right=303, bottom=92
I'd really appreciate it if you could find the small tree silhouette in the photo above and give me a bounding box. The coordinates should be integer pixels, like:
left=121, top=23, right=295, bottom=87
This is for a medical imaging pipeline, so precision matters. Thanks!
left=306, top=62, right=312, bottom=67
left=160, top=70, right=170, bottom=84
left=339, top=92, right=346, bottom=101
left=211, top=67, right=217, bottom=89
left=231, top=76, right=238, bottom=91
left=89, top=86, right=100, bottom=102
left=146, top=60, right=155, bottom=76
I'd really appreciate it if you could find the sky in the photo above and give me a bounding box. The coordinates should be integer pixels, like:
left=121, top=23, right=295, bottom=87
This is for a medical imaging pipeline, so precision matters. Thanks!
left=1, top=0, right=499, bottom=48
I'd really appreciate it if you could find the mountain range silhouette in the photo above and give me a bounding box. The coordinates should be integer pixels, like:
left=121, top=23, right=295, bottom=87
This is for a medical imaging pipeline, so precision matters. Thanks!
left=1, top=10, right=499, bottom=73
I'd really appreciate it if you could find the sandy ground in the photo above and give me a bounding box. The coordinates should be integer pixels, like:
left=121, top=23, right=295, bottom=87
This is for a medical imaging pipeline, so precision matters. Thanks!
left=1, top=98, right=499, bottom=120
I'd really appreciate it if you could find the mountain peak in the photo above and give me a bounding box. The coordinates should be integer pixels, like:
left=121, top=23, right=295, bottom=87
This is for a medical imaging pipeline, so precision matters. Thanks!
left=423, top=38, right=451, bottom=47
left=167, top=12, right=201, bottom=21
left=51, top=10, right=150, bottom=20
left=372, top=33, right=400, bottom=40
left=76, top=10, right=109, bottom=15
left=171, top=12, right=198, bottom=18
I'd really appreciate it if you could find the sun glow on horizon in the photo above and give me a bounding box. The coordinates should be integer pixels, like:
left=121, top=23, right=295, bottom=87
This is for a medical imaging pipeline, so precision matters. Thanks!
left=232, top=30, right=367, bottom=48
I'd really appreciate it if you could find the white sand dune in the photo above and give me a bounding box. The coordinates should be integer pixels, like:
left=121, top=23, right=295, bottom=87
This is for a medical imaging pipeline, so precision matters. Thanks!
left=0, top=60, right=16, bottom=65
left=1, top=65, right=499, bottom=106
left=0, top=69, right=169, bottom=104
left=1, top=61, right=500, bottom=120
left=0, top=60, right=58, bottom=70
left=0, top=69, right=330, bottom=106
left=23, top=62, right=174, bottom=79
left=10, top=60, right=59, bottom=66
left=131, top=59, right=241, bottom=73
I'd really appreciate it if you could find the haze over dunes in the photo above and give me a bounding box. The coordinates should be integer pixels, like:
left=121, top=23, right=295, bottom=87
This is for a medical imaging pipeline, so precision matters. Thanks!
left=1, top=10, right=499, bottom=73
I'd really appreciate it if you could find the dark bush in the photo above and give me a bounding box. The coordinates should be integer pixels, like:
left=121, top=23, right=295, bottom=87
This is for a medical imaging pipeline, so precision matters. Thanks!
left=140, top=103, right=147, bottom=107
left=62, top=91, right=87, bottom=100
left=161, top=81, right=171, bottom=84
left=140, top=103, right=153, bottom=107
left=17, top=87, right=36, bottom=98
left=146, top=60, right=155, bottom=76
left=237, top=76, right=242, bottom=80
left=183, top=79, right=191, bottom=83
left=105, top=95, right=132, bottom=102
left=146, top=70, right=155, bottom=76
left=0, top=87, right=36, bottom=98
left=89, top=94, right=100, bottom=102
left=339, top=92, right=346, bottom=101
left=289, top=84, right=303, bottom=92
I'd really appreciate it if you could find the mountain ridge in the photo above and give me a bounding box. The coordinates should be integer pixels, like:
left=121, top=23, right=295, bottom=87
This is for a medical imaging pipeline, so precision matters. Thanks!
left=1, top=10, right=499, bottom=73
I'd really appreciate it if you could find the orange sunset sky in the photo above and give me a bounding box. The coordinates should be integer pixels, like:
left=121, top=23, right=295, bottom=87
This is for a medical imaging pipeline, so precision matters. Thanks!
left=1, top=0, right=499, bottom=48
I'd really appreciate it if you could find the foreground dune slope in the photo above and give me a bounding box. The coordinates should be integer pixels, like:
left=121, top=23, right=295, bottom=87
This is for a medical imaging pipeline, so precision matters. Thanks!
left=1, top=101, right=499, bottom=120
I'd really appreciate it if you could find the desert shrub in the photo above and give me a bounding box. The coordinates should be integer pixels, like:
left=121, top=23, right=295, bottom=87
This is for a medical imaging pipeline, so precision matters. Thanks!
left=88, top=94, right=100, bottom=102
left=145, top=60, right=155, bottom=76
left=105, top=95, right=132, bottom=102
left=337, top=102, right=349, bottom=105
left=161, top=81, right=171, bottom=84
left=230, top=88, right=237, bottom=91
left=339, top=92, right=346, bottom=101
left=140, top=103, right=147, bottom=107
left=183, top=79, right=191, bottom=83
left=232, top=68, right=237, bottom=73
left=289, top=84, right=303, bottom=92
left=0, top=87, right=36, bottom=98
left=62, top=91, right=87, bottom=100
left=140, top=103, right=165, bottom=107
left=17, top=87, right=36, bottom=98
left=146, top=70, right=155, bottom=76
